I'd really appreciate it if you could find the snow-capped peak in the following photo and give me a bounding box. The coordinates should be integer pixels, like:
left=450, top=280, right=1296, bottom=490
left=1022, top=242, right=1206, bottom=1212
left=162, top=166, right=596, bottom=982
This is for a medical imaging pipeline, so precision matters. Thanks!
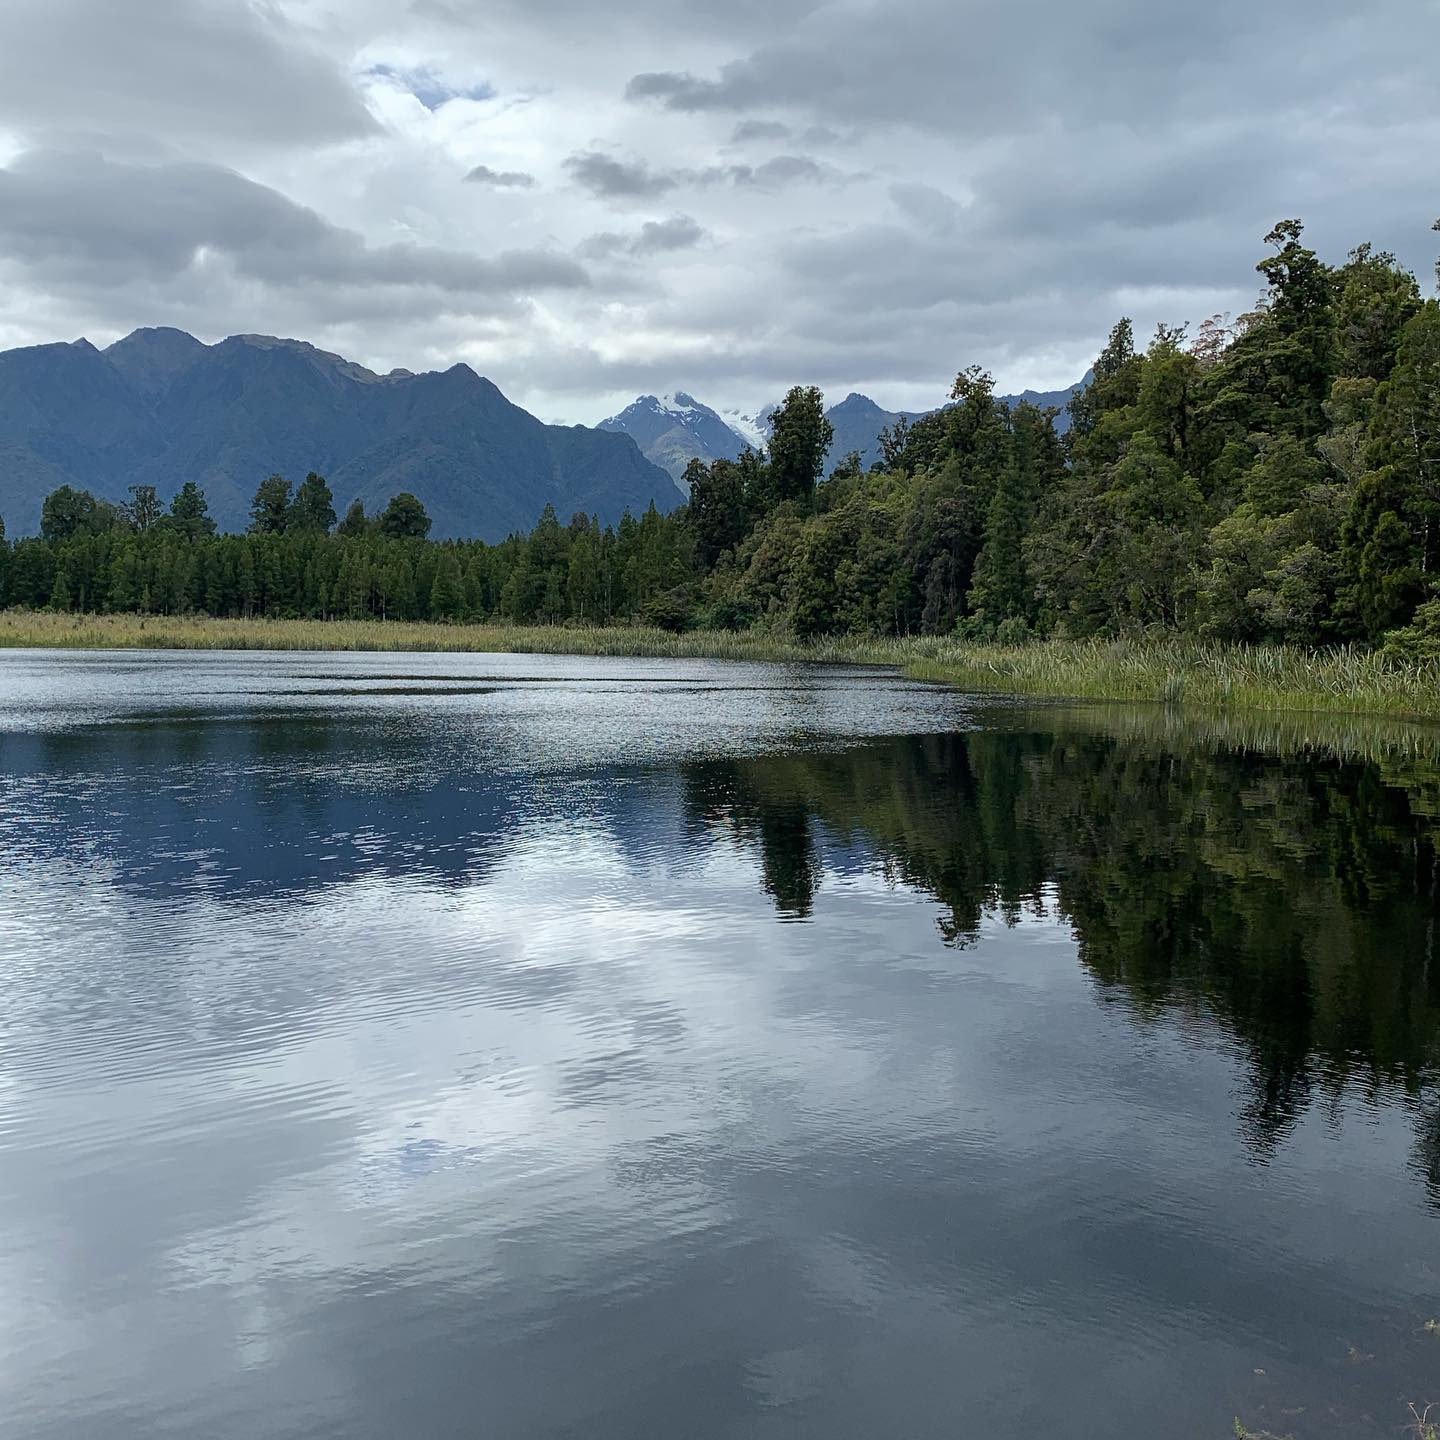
left=719, top=408, right=768, bottom=450
left=598, top=390, right=770, bottom=479
left=720, top=407, right=771, bottom=451
left=657, top=392, right=702, bottom=419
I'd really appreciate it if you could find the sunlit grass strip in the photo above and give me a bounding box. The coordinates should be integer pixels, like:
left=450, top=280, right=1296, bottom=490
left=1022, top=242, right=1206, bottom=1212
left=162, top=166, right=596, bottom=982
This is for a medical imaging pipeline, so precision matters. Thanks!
left=0, top=610, right=887, bottom=664
left=3, top=612, right=1440, bottom=722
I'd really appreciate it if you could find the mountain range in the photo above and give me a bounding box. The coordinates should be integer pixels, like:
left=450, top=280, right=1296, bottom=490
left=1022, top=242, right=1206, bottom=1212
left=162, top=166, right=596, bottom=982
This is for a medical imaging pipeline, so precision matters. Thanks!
left=0, top=329, right=684, bottom=539
left=0, top=324, right=1087, bottom=537
left=601, top=379, right=1087, bottom=482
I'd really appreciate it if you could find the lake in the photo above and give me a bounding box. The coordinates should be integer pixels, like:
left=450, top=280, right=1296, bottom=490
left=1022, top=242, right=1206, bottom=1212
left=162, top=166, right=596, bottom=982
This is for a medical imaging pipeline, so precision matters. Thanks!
left=1, top=650, right=1437, bottom=1439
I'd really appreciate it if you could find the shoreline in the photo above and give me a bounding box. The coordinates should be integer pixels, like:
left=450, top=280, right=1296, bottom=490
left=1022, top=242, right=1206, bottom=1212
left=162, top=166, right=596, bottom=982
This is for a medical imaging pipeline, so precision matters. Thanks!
left=3, top=609, right=1440, bottom=724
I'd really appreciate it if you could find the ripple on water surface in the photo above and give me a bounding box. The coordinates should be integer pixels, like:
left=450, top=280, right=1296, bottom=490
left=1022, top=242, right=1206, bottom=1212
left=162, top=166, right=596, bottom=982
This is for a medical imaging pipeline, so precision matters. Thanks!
left=0, top=649, right=1437, bottom=1440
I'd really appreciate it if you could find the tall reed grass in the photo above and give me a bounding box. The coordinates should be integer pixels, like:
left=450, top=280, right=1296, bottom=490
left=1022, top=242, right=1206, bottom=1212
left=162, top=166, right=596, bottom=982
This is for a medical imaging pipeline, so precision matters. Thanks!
left=903, top=634, right=1440, bottom=721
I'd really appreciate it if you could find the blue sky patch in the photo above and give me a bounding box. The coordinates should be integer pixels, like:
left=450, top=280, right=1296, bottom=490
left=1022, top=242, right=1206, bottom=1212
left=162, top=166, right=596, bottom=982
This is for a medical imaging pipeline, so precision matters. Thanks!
left=367, top=63, right=494, bottom=111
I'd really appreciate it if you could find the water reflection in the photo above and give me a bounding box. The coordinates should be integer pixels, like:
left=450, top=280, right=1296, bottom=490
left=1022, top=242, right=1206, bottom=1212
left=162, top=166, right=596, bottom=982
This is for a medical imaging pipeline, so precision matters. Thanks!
left=1, top=652, right=1438, bottom=1440
left=683, top=729, right=1440, bottom=1181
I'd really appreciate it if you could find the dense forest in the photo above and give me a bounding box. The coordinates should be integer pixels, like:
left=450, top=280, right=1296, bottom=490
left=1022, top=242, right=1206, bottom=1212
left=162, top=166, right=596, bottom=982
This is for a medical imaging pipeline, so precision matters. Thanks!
left=3, top=219, right=1438, bottom=654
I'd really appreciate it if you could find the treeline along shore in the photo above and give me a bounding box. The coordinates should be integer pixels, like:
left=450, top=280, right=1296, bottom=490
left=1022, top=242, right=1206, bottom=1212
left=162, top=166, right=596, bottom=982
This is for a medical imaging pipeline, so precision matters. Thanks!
left=2, top=218, right=1440, bottom=719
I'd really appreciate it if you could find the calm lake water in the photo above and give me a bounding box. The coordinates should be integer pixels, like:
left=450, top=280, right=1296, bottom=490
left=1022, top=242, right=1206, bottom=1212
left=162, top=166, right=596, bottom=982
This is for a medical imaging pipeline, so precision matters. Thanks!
left=1, top=650, right=1438, bottom=1439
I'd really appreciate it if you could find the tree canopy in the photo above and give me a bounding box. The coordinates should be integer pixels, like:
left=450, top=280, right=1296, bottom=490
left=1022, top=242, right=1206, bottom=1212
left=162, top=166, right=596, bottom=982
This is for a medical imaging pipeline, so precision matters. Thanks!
left=4, top=217, right=1439, bottom=652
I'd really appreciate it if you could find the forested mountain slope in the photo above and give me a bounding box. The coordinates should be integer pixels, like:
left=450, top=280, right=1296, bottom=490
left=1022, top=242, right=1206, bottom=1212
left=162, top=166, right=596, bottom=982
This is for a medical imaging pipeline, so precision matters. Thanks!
left=0, top=329, right=682, bottom=538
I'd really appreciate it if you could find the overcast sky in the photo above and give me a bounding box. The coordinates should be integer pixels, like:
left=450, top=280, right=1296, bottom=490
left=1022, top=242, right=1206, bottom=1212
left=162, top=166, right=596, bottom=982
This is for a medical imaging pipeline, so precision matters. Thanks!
left=0, top=0, right=1436, bottom=423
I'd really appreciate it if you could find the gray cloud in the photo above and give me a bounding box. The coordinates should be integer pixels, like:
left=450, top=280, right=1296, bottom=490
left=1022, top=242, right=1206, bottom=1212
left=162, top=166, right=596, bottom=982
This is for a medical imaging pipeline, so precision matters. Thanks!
left=464, top=164, right=538, bottom=188
left=625, top=0, right=1440, bottom=138
left=566, top=149, right=845, bottom=202
left=407, top=0, right=793, bottom=40
left=580, top=215, right=707, bottom=259
left=564, top=151, right=679, bottom=198
left=632, top=215, right=707, bottom=254
left=728, top=122, right=855, bottom=150
left=575, top=233, right=628, bottom=260
left=0, top=151, right=588, bottom=308
left=725, top=156, right=834, bottom=188
left=731, top=120, right=793, bottom=144
left=0, top=0, right=375, bottom=148
left=626, top=71, right=728, bottom=110
left=888, top=182, right=963, bottom=234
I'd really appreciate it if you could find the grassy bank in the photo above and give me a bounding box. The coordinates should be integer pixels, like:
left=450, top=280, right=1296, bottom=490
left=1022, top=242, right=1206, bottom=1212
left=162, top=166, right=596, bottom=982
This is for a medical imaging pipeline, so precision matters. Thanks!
left=903, top=635, right=1440, bottom=722
left=3, top=610, right=1440, bottom=723
left=0, top=609, right=887, bottom=663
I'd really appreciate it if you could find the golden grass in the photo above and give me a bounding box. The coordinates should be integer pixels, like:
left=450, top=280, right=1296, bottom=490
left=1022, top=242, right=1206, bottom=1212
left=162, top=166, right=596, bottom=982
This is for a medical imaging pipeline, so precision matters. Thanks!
left=0, top=610, right=875, bottom=662
left=4, top=611, right=1440, bottom=724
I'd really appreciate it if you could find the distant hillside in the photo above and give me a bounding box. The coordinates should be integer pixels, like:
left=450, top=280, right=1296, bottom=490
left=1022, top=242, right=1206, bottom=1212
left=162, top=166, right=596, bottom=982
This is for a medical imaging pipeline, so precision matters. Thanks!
left=0, top=329, right=683, bottom=539
left=823, top=393, right=929, bottom=471
left=1000, top=379, right=1091, bottom=429
left=603, top=380, right=1088, bottom=482
left=825, top=379, right=1088, bottom=470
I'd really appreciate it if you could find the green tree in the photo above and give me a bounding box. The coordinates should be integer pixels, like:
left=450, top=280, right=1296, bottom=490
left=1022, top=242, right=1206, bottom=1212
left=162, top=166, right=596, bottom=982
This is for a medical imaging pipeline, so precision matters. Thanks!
left=1136, top=324, right=1203, bottom=463
left=1339, top=302, right=1440, bottom=635
left=1031, top=435, right=1204, bottom=634
left=877, top=417, right=913, bottom=471
left=566, top=520, right=605, bottom=622
left=337, top=499, right=371, bottom=537
left=48, top=564, right=73, bottom=612
left=291, top=472, right=337, bottom=534
left=108, top=543, right=140, bottom=611
left=1213, top=219, right=1336, bottom=441
left=383, top=557, right=418, bottom=619
left=169, top=482, right=217, bottom=539
left=249, top=475, right=293, bottom=535
left=788, top=514, right=846, bottom=637
left=968, top=456, right=1031, bottom=630
left=931, top=367, right=1015, bottom=522
left=1334, top=244, right=1422, bottom=382
left=8, top=540, right=54, bottom=607
left=163, top=547, right=197, bottom=614
left=379, top=492, right=432, bottom=539
left=41, top=486, right=111, bottom=541
left=903, top=481, right=982, bottom=635
left=1105, top=436, right=1206, bottom=629
left=236, top=545, right=258, bottom=615
left=1069, top=318, right=1143, bottom=448
left=641, top=588, right=691, bottom=632
left=123, top=484, right=164, bottom=533
left=767, top=385, right=833, bottom=507
left=429, top=552, right=463, bottom=619
left=1346, top=504, right=1421, bottom=639
left=687, top=457, right=751, bottom=568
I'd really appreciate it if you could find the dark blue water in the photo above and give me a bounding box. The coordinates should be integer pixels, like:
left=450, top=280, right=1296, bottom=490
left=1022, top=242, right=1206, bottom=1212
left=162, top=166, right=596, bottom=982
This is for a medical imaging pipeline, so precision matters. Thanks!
left=1, top=650, right=1437, bottom=1438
